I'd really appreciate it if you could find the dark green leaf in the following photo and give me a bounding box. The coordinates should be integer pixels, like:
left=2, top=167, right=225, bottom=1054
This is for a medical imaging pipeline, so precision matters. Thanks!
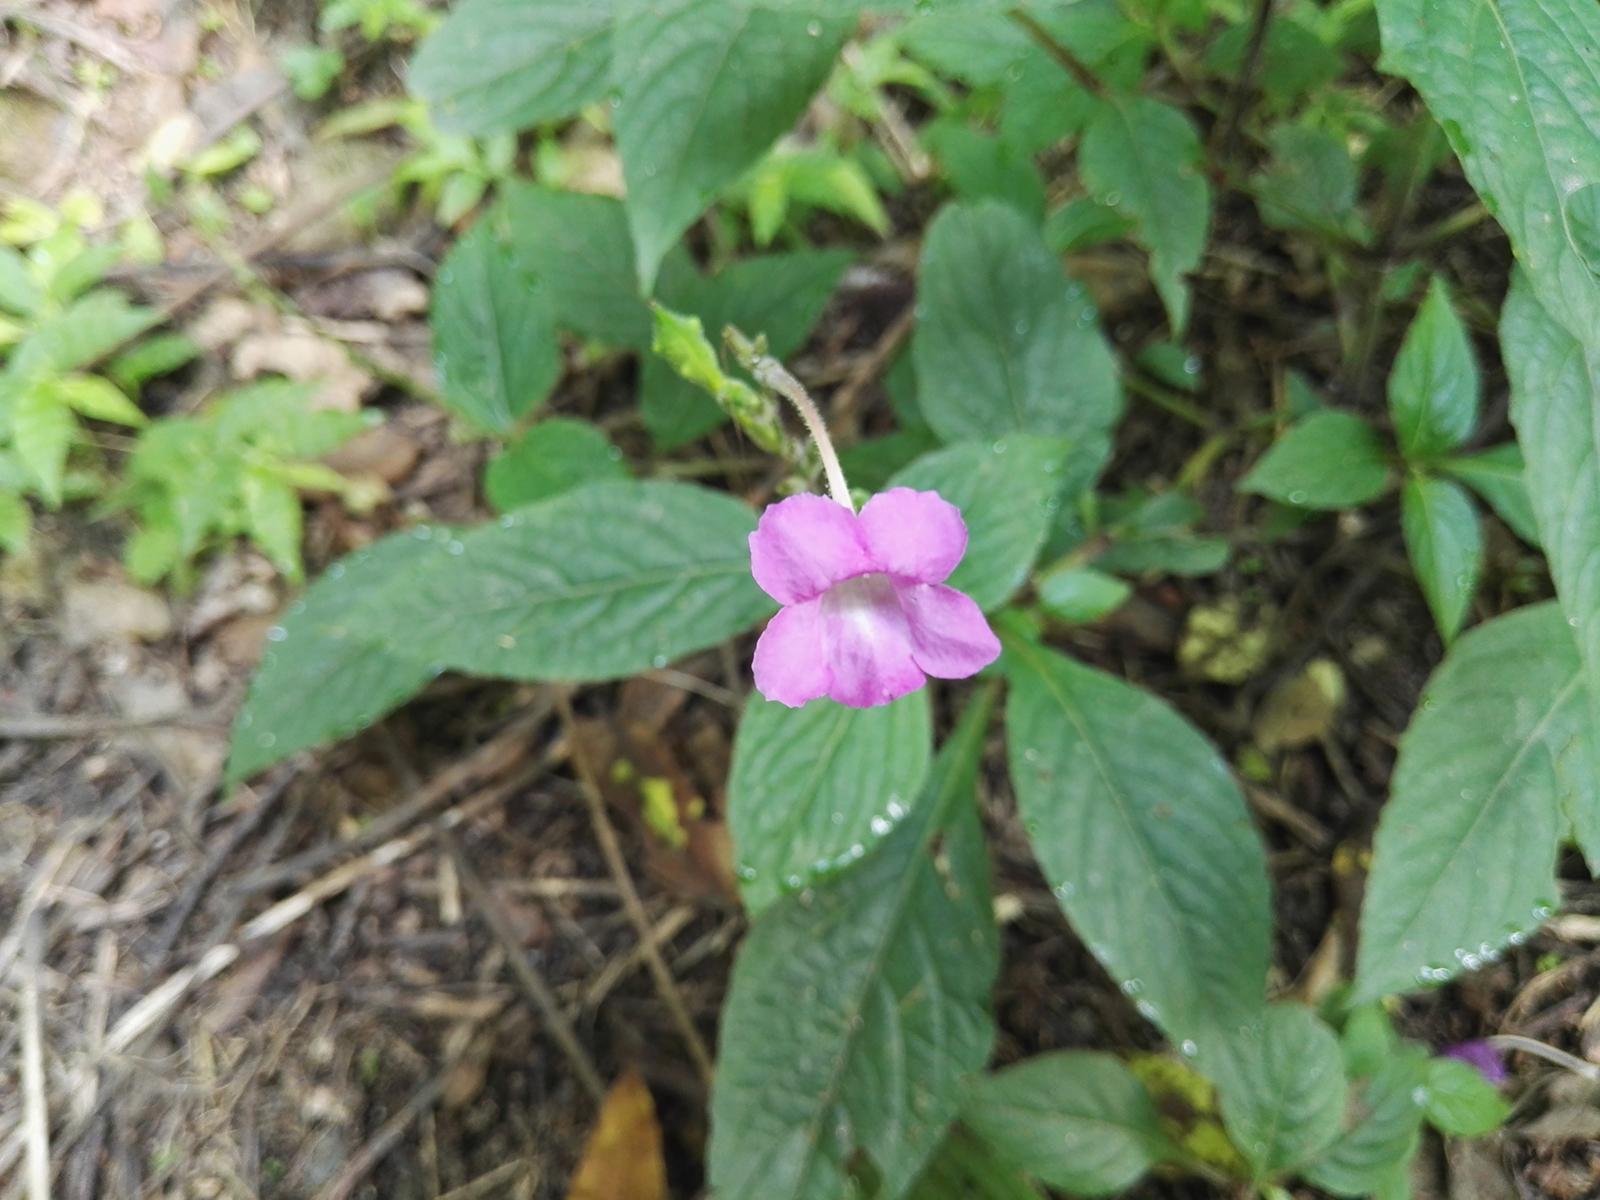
left=1401, top=475, right=1482, bottom=642
left=907, top=1128, right=1041, bottom=1200
left=924, top=122, right=1046, bottom=224
left=1004, top=638, right=1272, bottom=1046
left=728, top=692, right=932, bottom=914
left=1304, top=1045, right=1429, bottom=1198
left=1240, top=410, right=1390, bottom=509
left=1079, top=95, right=1210, bottom=333
left=889, top=435, right=1106, bottom=611
left=1439, top=443, right=1539, bottom=545
left=1389, top=276, right=1479, bottom=462
left=1253, top=125, right=1367, bottom=243
left=484, top=418, right=628, bottom=512
left=1043, top=195, right=1137, bottom=254
left=1355, top=604, right=1588, bottom=999
left=1204, top=15, right=1342, bottom=109
left=431, top=220, right=559, bottom=433
left=410, top=0, right=615, bottom=136
left=962, top=1053, right=1169, bottom=1196
left=710, top=692, right=1001, bottom=1200
left=915, top=202, right=1121, bottom=444
left=612, top=0, right=850, bottom=288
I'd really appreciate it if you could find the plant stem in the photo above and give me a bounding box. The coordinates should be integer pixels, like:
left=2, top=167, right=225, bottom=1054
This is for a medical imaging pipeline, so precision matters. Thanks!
left=738, top=343, right=855, bottom=510
left=1008, top=7, right=1107, bottom=97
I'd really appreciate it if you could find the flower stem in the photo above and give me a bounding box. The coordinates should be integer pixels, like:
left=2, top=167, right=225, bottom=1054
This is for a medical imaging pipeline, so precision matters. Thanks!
left=726, top=328, right=854, bottom=510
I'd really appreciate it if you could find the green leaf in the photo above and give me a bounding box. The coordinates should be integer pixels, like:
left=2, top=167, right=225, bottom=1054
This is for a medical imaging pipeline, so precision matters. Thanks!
left=888, top=435, right=1105, bottom=611
left=1422, top=1057, right=1510, bottom=1136
left=907, top=1129, right=1042, bottom=1200
left=496, top=185, right=654, bottom=349
left=10, top=382, right=74, bottom=507
left=1304, top=1045, right=1429, bottom=1198
left=1240, top=410, right=1390, bottom=509
left=1204, top=15, right=1342, bottom=110
left=1401, top=475, right=1482, bottom=642
left=1354, top=603, right=1589, bottom=1000
left=641, top=249, right=850, bottom=448
left=0, top=489, right=30, bottom=555
left=410, top=0, right=615, bottom=136
left=914, top=202, right=1121, bottom=445
left=961, top=1053, right=1169, bottom=1196
left=241, top=468, right=305, bottom=581
left=484, top=418, right=628, bottom=512
left=1439, top=443, right=1540, bottom=545
left=1004, top=638, right=1272, bottom=1047
left=709, top=691, right=1000, bottom=1200
left=1205, top=1005, right=1347, bottom=1179
left=1503, top=277, right=1600, bottom=722
left=1043, top=195, right=1136, bottom=254
left=0, top=245, right=40, bottom=315
left=431, top=219, right=559, bottom=433
left=10, top=290, right=161, bottom=377
left=106, top=333, right=201, bottom=395
left=1079, top=95, right=1210, bottom=334
left=1389, top=277, right=1479, bottom=462
left=612, top=0, right=850, bottom=289
left=753, top=148, right=890, bottom=240
left=50, top=373, right=146, bottom=426
left=226, top=533, right=449, bottom=784
left=923, top=122, right=1046, bottom=224
left=124, top=517, right=179, bottom=584
left=1037, top=566, right=1132, bottom=623
left=1253, top=125, right=1368, bottom=243
left=729, top=692, right=932, bottom=913
left=281, top=44, right=345, bottom=101
left=346, top=480, right=771, bottom=680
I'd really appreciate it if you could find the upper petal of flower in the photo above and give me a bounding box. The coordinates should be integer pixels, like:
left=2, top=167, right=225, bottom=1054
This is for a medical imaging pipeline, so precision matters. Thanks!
left=752, top=599, right=831, bottom=708
left=858, top=487, right=969, bottom=584
left=748, top=493, right=873, bottom=604
left=820, top=575, right=926, bottom=707
left=895, top=582, right=1001, bottom=680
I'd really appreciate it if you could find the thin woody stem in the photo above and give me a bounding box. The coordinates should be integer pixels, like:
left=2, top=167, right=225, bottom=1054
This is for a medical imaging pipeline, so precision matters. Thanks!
left=746, top=354, right=854, bottom=510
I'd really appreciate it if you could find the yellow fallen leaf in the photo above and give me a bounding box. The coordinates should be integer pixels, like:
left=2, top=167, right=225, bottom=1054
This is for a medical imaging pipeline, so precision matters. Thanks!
left=567, top=1071, right=668, bottom=1200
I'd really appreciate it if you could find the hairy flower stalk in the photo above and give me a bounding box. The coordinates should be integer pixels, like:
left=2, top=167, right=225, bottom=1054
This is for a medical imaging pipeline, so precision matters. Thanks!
left=735, top=340, right=1000, bottom=708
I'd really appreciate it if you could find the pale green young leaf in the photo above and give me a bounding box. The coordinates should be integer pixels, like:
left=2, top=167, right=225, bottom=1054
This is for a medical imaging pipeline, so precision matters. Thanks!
left=766, top=149, right=889, bottom=236
left=728, top=692, right=932, bottom=913
left=241, top=469, right=305, bottom=580
left=1388, top=276, right=1479, bottom=462
left=1401, top=475, right=1482, bottom=643
left=1439, top=442, right=1539, bottom=545
left=1205, top=1005, right=1347, bottom=1179
left=915, top=202, right=1121, bottom=444
left=1422, top=1058, right=1510, bottom=1136
left=51, top=374, right=146, bottom=426
left=1079, top=95, right=1210, bottom=334
left=0, top=489, right=30, bottom=555
left=11, top=382, right=74, bottom=507
left=484, top=418, right=628, bottom=512
left=107, top=333, right=201, bottom=395
left=431, top=219, right=559, bottom=433
left=0, top=245, right=40, bottom=315
left=410, top=0, right=615, bottom=136
left=10, top=291, right=161, bottom=377
left=1004, top=638, right=1272, bottom=1046
left=124, top=518, right=179, bottom=584
left=889, top=435, right=1106, bottom=611
left=1303, top=1045, right=1429, bottom=1198
left=612, top=0, right=851, bottom=289
left=1240, top=410, right=1390, bottom=509
left=961, top=1053, right=1170, bottom=1196
left=710, top=692, right=1000, bottom=1200
left=1355, top=604, right=1587, bottom=1000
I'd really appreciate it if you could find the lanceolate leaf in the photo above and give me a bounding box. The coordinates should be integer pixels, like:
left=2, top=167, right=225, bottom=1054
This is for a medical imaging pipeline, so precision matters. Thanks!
left=431, top=219, right=559, bottom=433
left=1401, top=475, right=1482, bottom=643
left=710, top=691, right=1001, bottom=1200
left=227, top=533, right=448, bottom=785
left=1355, top=603, right=1589, bottom=1000
left=961, top=1053, right=1170, bottom=1196
left=612, top=0, right=851, bottom=289
left=728, top=692, right=932, bottom=914
left=1239, top=410, right=1390, bottom=509
left=1004, top=637, right=1272, bottom=1047
left=888, top=435, right=1107, bottom=611
left=1439, top=442, right=1540, bottom=545
left=1503, top=277, right=1600, bottom=717
left=410, top=0, right=615, bottom=136
left=1388, top=276, right=1479, bottom=463
left=1205, top=1005, right=1347, bottom=1179
left=1079, top=94, right=1210, bottom=334
left=915, top=202, right=1121, bottom=445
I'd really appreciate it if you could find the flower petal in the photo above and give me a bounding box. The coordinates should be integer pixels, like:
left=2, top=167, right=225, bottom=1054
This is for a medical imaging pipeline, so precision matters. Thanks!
left=821, top=576, right=926, bottom=707
left=749, top=493, right=873, bottom=604
left=896, top=583, right=1002, bottom=679
left=857, top=487, right=968, bottom=584
left=752, top=600, right=831, bottom=708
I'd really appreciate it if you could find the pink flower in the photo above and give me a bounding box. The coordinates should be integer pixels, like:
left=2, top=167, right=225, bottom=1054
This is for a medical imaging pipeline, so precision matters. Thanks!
left=749, top=488, right=1001, bottom=708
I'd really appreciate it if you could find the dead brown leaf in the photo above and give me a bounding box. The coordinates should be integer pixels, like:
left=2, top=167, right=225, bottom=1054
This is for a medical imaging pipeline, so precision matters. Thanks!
left=566, top=1071, right=668, bottom=1200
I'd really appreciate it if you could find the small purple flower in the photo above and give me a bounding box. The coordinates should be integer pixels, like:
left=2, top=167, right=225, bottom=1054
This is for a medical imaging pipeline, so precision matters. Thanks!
left=1443, top=1040, right=1509, bottom=1086
left=749, top=488, right=1002, bottom=708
